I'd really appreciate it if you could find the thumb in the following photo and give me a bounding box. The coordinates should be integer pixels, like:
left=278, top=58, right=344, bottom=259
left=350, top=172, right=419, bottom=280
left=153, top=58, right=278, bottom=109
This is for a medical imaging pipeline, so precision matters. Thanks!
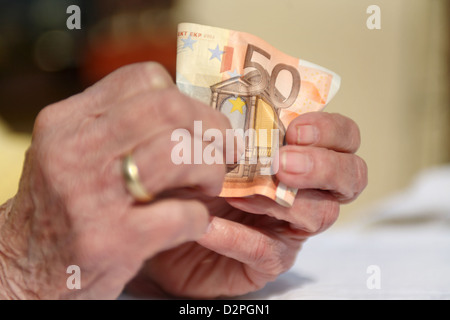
left=124, top=199, right=210, bottom=260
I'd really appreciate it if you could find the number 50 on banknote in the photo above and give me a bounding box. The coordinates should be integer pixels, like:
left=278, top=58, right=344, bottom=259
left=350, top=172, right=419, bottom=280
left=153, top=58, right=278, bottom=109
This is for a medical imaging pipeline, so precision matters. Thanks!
left=176, top=23, right=341, bottom=207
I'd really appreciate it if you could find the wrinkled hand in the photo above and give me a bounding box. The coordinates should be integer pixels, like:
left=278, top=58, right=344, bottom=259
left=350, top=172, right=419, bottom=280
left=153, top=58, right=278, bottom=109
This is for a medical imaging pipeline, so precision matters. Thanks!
left=0, top=63, right=231, bottom=299
left=0, top=62, right=367, bottom=300
left=127, top=113, right=368, bottom=298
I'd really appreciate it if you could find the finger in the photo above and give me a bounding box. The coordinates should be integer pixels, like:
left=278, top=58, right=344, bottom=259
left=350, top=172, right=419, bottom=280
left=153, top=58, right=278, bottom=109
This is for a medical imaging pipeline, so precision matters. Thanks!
left=197, top=215, right=299, bottom=278
left=129, top=129, right=227, bottom=197
left=124, top=199, right=210, bottom=261
left=275, top=145, right=368, bottom=202
left=99, top=88, right=232, bottom=156
left=285, top=112, right=361, bottom=153
left=226, top=189, right=340, bottom=235
left=81, top=62, right=175, bottom=115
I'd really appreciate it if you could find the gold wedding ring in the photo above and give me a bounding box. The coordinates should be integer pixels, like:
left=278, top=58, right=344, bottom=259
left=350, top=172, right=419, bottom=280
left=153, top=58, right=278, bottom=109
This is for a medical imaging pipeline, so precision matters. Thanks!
left=122, top=153, right=154, bottom=203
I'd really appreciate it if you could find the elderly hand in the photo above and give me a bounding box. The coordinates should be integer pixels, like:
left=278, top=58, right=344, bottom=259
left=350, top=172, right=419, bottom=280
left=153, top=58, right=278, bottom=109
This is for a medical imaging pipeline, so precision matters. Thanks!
left=0, top=62, right=367, bottom=300
left=0, top=63, right=231, bottom=299
left=126, top=113, right=367, bottom=298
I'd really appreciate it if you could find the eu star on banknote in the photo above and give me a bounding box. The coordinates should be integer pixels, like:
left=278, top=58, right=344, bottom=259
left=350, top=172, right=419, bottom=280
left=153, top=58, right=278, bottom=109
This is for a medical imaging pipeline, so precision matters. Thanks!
left=176, top=23, right=341, bottom=207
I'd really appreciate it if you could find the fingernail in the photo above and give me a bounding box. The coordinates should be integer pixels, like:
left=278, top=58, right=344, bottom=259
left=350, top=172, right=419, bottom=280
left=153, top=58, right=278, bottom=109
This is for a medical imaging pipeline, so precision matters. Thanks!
left=296, top=125, right=319, bottom=145
left=282, top=151, right=313, bottom=174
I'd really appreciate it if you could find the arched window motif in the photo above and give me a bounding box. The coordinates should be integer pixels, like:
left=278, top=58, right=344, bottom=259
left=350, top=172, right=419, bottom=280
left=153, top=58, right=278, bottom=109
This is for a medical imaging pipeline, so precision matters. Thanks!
left=210, top=76, right=283, bottom=180
left=219, top=96, right=247, bottom=130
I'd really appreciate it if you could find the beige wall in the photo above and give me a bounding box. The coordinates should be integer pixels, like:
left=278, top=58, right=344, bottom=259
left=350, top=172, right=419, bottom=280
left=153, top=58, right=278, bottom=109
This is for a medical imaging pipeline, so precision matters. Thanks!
left=174, top=0, right=450, bottom=219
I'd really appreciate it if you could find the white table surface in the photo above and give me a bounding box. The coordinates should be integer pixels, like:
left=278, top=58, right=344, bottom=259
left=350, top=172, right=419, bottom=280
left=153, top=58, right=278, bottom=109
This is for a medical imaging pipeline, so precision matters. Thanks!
left=241, top=165, right=450, bottom=300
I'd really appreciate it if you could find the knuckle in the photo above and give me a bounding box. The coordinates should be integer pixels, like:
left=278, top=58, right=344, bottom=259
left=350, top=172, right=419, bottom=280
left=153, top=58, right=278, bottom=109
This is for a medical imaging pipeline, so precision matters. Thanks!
left=250, top=235, right=273, bottom=262
left=319, top=112, right=338, bottom=129
left=301, top=195, right=340, bottom=234
left=139, top=61, right=165, bottom=76
left=140, top=62, right=173, bottom=88
left=317, top=114, right=343, bottom=145
left=321, top=199, right=340, bottom=230
left=33, top=105, right=56, bottom=135
left=251, top=235, right=290, bottom=276
left=139, top=89, right=189, bottom=129
left=322, top=163, right=336, bottom=187
left=329, top=113, right=361, bottom=152
left=116, top=62, right=168, bottom=83
left=161, top=90, right=194, bottom=125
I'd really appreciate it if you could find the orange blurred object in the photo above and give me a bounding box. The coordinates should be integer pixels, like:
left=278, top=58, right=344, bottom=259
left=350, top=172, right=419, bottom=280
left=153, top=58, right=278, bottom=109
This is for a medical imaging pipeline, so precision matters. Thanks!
left=81, top=32, right=177, bottom=85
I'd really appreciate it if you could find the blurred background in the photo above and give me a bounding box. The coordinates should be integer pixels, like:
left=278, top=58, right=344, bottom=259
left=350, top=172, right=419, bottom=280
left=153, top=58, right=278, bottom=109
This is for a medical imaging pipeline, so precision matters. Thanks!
left=0, top=0, right=449, bottom=221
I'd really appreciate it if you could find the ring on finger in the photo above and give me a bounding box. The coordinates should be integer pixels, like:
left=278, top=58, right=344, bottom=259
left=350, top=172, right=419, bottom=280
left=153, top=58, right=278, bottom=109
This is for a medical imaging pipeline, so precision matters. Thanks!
left=122, top=153, right=154, bottom=203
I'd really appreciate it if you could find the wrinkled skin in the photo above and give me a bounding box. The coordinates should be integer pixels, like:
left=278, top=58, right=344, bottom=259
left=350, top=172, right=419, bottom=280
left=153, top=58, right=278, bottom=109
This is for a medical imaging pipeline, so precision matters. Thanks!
left=0, top=63, right=367, bottom=299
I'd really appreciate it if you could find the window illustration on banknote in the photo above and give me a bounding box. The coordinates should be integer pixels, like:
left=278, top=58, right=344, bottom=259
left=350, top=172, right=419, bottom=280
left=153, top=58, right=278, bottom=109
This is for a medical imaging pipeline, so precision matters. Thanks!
left=210, top=72, right=287, bottom=181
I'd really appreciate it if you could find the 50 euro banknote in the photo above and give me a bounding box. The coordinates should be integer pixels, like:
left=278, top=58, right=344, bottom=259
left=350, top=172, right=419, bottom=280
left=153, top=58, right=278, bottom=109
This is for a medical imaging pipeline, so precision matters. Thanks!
left=176, top=22, right=341, bottom=207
